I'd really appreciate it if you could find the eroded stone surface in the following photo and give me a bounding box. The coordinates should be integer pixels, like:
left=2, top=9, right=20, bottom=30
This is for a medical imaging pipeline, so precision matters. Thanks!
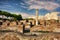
left=0, top=32, right=60, bottom=40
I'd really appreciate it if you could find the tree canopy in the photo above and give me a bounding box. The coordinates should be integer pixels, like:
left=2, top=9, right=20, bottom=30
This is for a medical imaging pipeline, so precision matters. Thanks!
left=0, top=10, right=22, bottom=20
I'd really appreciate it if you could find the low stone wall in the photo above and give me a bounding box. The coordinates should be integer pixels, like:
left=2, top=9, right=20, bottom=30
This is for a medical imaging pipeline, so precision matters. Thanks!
left=0, top=31, right=60, bottom=40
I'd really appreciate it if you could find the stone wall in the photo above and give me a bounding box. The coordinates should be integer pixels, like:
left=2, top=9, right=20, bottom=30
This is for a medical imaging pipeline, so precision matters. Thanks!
left=0, top=32, right=60, bottom=40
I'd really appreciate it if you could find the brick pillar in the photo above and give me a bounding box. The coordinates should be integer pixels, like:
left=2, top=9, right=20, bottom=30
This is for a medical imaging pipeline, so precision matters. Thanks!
left=23, top=24, right=25, bottom=34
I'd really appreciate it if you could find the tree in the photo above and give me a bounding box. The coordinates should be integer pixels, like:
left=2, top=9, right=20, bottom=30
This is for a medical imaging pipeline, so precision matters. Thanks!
left=0, top=10, right=23, bottom=20
left=2, top=11, right=11, bottom=18
left=17, top=14, right=22, bottom=20
left=0, top=10, right=2, bottom=15
left=0, top=10, right=4, bottom=19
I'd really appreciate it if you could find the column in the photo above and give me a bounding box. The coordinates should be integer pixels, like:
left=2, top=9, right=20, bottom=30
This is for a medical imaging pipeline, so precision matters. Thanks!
left=36, top=9, right=38, bottom=25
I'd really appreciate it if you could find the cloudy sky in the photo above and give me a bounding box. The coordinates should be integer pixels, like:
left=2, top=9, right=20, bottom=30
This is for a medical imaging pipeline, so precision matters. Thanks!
left=0, top=0, right=60, bottom=18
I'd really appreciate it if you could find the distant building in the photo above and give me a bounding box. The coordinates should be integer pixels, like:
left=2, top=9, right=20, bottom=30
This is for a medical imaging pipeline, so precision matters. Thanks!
left=28, top=12, right=59, bottom=20
left=45, top=13, right=51, bottom=20
left=45, top=12, right=59, bottom=20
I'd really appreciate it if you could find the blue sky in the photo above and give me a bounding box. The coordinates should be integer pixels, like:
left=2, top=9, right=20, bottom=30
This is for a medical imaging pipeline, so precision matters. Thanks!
left=0, top=0, right=60, bottom=18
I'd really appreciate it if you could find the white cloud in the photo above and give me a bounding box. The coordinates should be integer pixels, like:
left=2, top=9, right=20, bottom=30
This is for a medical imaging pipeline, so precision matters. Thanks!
left=26, top=0, right=60, bottom=10
left=11, top=12, right=60, bottom=20
left=15, top=4, right=18, bottom=5
left=20, top=6, right=28, bottom=8
left=20, top=3, right=25, bottom=5
left=12, top=12, right=44, bottom=19
left=0, top=5, right=12, bottom=8
left=11, top=12, right=35, bottom=18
